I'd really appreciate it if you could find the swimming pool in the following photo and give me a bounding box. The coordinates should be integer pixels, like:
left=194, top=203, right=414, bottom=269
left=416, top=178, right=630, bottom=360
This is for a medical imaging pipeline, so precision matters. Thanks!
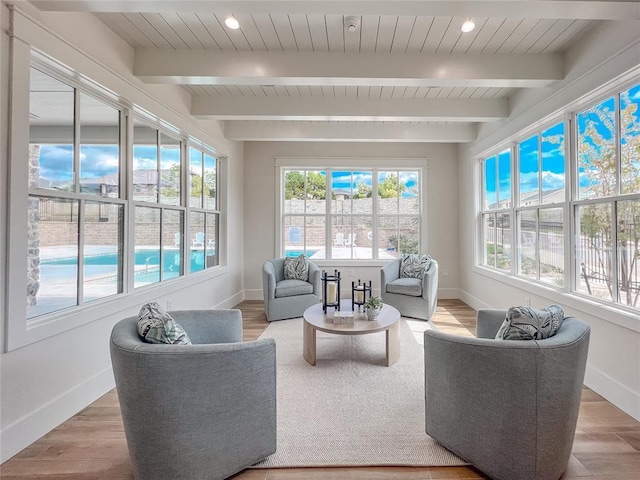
left=41, top=248, right=214, bottom=279
left=285, top=249, right=319, bottom=258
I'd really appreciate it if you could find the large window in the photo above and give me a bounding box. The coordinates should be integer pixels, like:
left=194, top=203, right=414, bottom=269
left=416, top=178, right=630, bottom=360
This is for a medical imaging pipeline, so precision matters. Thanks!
left=282, top=167, right=421, bottom=260
left=19, top=58, right=223, bottom=328
left=575, top=85, right=640, bottom=307
left=27, top=67, right=125, bottom=318
left=479, top=81, right=640, bottom=312
left=481, top=149, right=512, bottom=272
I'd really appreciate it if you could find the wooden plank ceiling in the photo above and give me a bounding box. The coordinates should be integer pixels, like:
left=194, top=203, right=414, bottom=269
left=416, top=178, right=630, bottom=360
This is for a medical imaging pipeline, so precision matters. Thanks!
left=26, top=1, right=640, bottom=142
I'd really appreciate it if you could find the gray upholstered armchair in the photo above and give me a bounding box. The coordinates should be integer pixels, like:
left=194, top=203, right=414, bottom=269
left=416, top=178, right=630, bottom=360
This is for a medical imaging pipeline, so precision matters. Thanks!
left=381, top=258, right=438, bottom=320
left=424, top=309, right=590, bottom=480
left=262, top=258, right=321, bottom=321
left=110, top=309, right=276, bottom=480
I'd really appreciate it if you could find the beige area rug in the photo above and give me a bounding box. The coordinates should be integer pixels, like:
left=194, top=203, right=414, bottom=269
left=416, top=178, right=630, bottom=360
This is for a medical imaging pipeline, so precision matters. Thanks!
left=252, top=318, right=468, bottom=468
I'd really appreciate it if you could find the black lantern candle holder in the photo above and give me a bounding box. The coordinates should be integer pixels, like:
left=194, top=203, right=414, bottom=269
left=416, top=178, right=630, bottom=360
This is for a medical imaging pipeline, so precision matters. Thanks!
left=352, top=279, right=372, bottom=312
left=322, top=269, right=341, bottom=313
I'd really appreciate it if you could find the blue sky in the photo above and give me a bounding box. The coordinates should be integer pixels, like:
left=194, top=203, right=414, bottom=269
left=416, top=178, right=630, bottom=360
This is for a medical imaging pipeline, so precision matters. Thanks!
left=329, top=170, right=418, bottom=197
left=36, top=144, right=181, bottom=181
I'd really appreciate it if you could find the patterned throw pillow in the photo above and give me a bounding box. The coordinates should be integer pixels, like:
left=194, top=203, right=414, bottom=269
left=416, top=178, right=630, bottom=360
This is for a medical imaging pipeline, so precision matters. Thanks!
left=284, top=254, right=309, bottom=281
left=137, top=302, right=192, bottom=345
left=495, top=304, right=565, bottom=340
left=399, top=254, right=432, bottom=278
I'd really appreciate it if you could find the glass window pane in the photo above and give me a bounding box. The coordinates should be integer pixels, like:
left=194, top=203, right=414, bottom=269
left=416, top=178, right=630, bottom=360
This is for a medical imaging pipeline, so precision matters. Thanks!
left=284, top=169, right=305, bottom=216
left=284, top=216, right=305, bottom=257
left=83, top=202, right=123, bottom=303
left=163, top=209, right=183, bottom=280
left=400, top=171, right=419, bottom=214
left=620, top=84, right=640, bottom=195
left=332, top=171, right=352, bottom=214
left=29, top=68, right=75, bottom=192
left=133, top=120, right=158, bottom=202
left=190, top=211, right=205, bottom=273
left=539, top=208, right=564, bottom=287
left=617, top=200, right=640, bottom=307
left=519, top=135, right=540, bottom=206
left=205, top=212, right=218, bottom=268
left=160, top=133, right=181, bottom=205
left=352, top=171, right=372, bottom=215
left=204, top=154, right=217, bottom=210
left=518, top=210, right=537, bottom=279
left=378, top=216, right=399, bottom=259
left=189, top=147, right=203, bottom=208
left=306, top=171, right=326, bottom=214
left=27, top=197, right=79, bottom=318
left=483, top=157, right=497, bottom=210
left=378, top=171, right=399, bottom=213
left=497, top=150, right=511, bottom=207
left=577, top=97, right=616, bottom=199
left=496, top=212, right=511, bottom=272
left=134, top=206, right=161, bottom=287
left=482, top=214, right=496, bottom=267
left=331, top=217, right=358, bottom=259
left=398, top=217, right=420, bottom=255
left=79, top=93, right=120, bottom=197
left=576, top=203, right=613, bottom=301
left=541, top=122, right=565, bottom=204
left=305, top=215, right=324, bottom=259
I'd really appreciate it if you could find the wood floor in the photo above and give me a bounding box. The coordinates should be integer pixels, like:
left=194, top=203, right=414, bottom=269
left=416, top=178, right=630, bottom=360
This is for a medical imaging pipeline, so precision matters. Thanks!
left=2, top=299, right=640, bottom=480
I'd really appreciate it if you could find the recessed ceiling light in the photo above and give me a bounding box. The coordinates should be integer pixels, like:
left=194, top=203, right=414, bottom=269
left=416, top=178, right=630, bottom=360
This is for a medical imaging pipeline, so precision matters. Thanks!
left=225, top=16, right=240, bottom=30
left=461, top=20, right=475, bottom=33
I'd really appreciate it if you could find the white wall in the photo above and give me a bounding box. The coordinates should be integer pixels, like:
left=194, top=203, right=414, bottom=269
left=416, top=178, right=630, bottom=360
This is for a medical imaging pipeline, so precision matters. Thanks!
left=243, top=142, right=460, bottom=300
left=458, top=20, right=640, bottom=421
left=0, top=5, right=245, bottom=462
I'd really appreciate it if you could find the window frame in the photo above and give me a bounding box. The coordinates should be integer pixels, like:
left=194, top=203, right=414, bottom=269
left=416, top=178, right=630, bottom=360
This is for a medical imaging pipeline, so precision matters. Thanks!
left=476, top=77, right=640, bottom=317
left=5, top=47, right=226, bottom=351
left=275, top=157, right=427, bottom=265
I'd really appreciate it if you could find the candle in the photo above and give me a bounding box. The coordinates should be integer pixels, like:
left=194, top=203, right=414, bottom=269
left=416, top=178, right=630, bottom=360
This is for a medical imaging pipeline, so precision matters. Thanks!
left=355, top=288, right=364, bottom=303
left=327, top=282, right=337, bottom=303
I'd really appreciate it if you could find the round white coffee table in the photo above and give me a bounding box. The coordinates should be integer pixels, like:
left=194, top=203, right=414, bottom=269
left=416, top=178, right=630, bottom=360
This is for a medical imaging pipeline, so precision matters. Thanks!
left=302, top=299, right=401, bottom=367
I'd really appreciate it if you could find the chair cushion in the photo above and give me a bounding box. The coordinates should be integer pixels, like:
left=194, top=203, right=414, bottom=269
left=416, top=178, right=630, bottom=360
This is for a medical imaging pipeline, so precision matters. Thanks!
left=496, top=304, right=565, bottom=340
left=400, top=254, right=432, bottom=278
left=275, top=279, right=314, bottom=298
left=386, top=277, right=422, bottom=297
left=137, top=302, right=192, bottom=345
left=284, top=254, right=309, bottom=281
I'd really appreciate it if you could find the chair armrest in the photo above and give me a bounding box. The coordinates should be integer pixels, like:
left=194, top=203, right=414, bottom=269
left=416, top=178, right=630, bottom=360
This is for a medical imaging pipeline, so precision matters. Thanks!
left=421, top=259, right=438, bottom=301
left=262, top=261, right=277, bottom=301
left=476, top=309, right=508, bottom=339
left=170, top=309, right=243, bottom=344
left=308, top=262, right=321, bottom=296
left=381, top=259, right=400, bottom=291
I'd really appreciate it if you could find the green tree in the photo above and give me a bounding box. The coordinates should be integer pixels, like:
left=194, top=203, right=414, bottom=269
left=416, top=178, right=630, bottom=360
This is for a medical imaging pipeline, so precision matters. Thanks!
left=284, top=170, right=326, bottom=200
left=378, top=174, right=405, bottom=198
left=578, top=91, right=640, bottom=306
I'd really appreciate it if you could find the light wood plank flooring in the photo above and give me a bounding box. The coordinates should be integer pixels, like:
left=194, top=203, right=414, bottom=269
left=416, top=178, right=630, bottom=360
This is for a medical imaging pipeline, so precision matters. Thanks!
left=2, top=299, right=639, bottom=479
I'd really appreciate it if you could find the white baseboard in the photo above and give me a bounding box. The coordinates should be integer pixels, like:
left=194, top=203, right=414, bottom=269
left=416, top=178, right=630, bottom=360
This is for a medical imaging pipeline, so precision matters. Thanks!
left=244, top=289, right=263, bottom=301
left=438, top=288, right=460, bottom=300
left=215, top=290, right=245, bottom=309
left=584, top=364, right=640, bottom=422
left=458, top=289, right=490, bottom=311
left=0, top=366, right=115, bottom=463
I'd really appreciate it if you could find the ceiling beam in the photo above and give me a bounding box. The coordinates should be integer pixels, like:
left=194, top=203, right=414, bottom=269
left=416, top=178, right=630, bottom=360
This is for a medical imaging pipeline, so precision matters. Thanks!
left=192, top=96, right=507, bottom=122
left=224, top=121, right=477, bottom=142
left=27, top=1, right=640, bottom=20
left=135, top=51, right=562, bottom=88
